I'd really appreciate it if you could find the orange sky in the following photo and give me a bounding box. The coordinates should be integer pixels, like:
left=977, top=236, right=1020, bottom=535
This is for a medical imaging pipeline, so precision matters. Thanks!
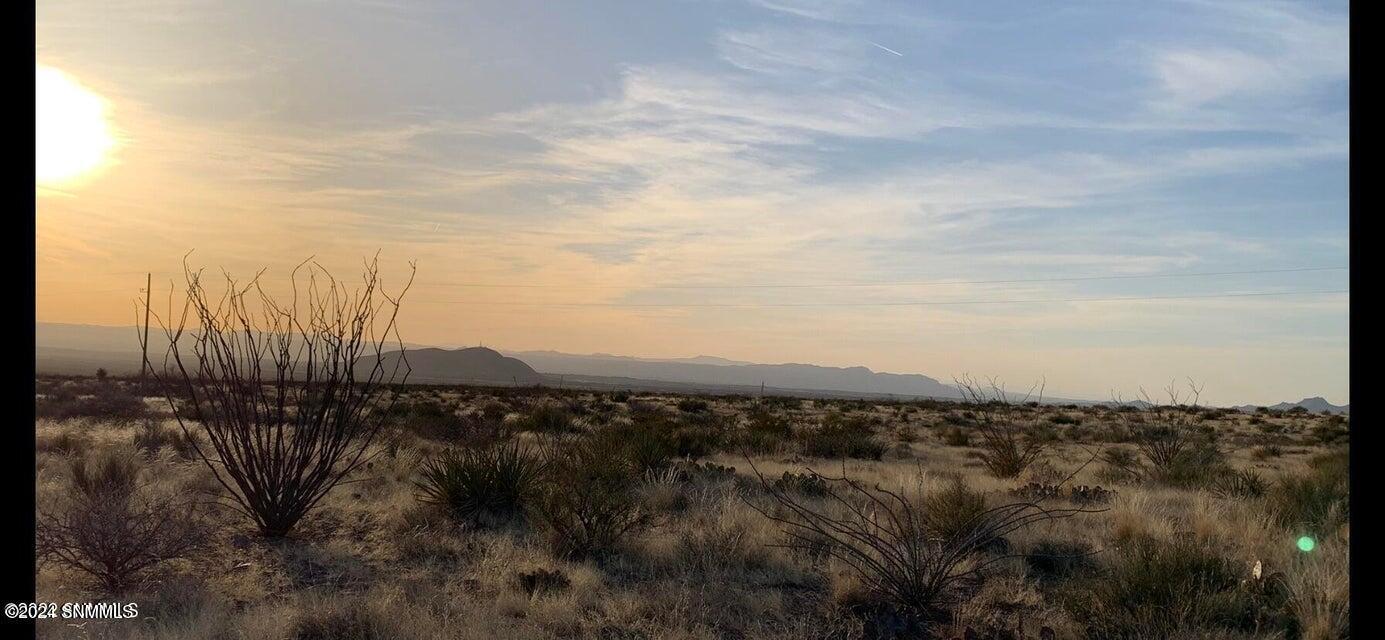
left=36, top=1, right=1349, bottom=406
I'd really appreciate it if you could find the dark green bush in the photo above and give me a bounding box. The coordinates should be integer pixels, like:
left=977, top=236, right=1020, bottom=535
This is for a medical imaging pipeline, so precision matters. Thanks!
left=773, top=471, right=828, bottom=497
left=607, top=420, right=678, bottom=473
left=414, top=440, right=546, bottom=527
left=37, top=430, right=91, bottom=457
left=1207, top=468, right=1268, bottom=499
left=37, top=450, right=206, bottom=594
left=939, top=426, right=970, bottom=447
left=919, top=477, right=988, bottom=542
left=530, top=434, right=651, bottom=559
left=1024, top=539, right=1096, bottom=582
left=741, top=409, right=794, bottom=454
left=800, top=413, right=885, bottom=460
left=519, top=401, right=575, bottom=434
left=35, top=387, right=149, bottom=425
left=131, top=419, right=202, bottom=459
left=1267, top=448, right=1348, bottom=535
left=1065, top=536, right=1289, bottom=638
left=676, top=398, right=710, bottom=414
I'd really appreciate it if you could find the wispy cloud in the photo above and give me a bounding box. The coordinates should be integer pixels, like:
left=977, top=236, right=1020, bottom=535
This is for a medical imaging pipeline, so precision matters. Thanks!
left=34, top=0, right=1349, bottom=404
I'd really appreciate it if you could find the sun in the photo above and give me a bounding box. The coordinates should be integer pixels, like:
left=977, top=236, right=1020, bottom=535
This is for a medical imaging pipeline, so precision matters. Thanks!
left=36, top=64, right=116, bottom=187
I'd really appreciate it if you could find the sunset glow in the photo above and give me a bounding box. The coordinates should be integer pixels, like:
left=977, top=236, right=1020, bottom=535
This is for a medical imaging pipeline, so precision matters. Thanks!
left=36, top=64, right=115, bottom=187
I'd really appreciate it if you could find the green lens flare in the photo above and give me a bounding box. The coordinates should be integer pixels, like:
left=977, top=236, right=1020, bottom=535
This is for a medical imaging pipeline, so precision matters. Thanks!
left=1297, top=536, right=1315, bottom=552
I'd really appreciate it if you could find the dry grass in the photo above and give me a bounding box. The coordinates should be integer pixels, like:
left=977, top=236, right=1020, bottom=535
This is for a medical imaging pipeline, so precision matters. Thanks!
left=34, top=376, right=1349, bottom=639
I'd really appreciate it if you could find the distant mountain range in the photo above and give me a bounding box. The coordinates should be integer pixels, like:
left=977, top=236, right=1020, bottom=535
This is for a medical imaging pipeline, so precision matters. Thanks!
left=371, top=348, right=543, bottom=385
left=34, top=322, right=1346, bottom=407
left=1234, top=397, right=1349, bottom=415
left=505, top=349, right=963, bottom=399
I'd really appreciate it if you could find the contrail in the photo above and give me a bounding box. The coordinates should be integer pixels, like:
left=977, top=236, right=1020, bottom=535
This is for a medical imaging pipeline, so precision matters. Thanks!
left=869, top=41, right=904, bottom=57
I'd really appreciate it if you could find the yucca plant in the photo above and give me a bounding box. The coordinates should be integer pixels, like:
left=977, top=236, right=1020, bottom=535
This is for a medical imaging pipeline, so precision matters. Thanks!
left=1208, top=468, right=1268, bottom=499
left=415, top=439, right=546, bottom=527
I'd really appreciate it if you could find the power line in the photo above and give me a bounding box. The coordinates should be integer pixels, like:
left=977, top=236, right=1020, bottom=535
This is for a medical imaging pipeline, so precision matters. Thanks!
left=411, top=289, right=1348, bottom=308
left=63, top=265, right=1347, bottom=290
left=409, top=266, right=1347, bottom=290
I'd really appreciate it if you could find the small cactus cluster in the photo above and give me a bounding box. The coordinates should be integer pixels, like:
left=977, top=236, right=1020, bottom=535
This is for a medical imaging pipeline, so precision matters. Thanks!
left=1011, top=482, right=1062, bottom=500
left=948, top=624, right=1057, bottom=640
left=1011, top=482, right=1115, bottom=504
left=513, top=568, right=570, bottom=597
left=675, top=460, right=736, bottom=482
left=774, top=470, right=829, bottom=496
left=1069, top=484, right=1115, bottom=505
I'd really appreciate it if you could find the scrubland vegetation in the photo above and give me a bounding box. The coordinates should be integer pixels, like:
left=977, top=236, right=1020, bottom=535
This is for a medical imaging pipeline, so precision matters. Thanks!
left=34, top=373, right=1348, bottom=639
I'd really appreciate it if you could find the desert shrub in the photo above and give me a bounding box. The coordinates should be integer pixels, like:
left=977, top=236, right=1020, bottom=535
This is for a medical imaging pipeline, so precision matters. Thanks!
left=760, top=395, right=801, bottom=410
left=1108, top=402, right=1230, bottom=489
left=640, top=466, right=691, bottom=513
left=1284, top=542, right=1350, bottom=640
left=1308, top=422, right=1348, bottom=446
left=479, top=399, right=510, bottom=422
left=939, top=426, right=970, bottom=447
left=531, top=433, right=653, bottom=559
left=667, top=413, right=725, bottom=458
left=37, top=450, right=206, bottom=594
left=676, top=460, right=737, bottom=484
left=132, top=419, right=201, bottom=459
left=1028, top=423, right=1060, bottom=444
left=1207, top=468, right=1268, bottom=499
left=1151, top=441, right=1230, bottom=489
left=37, top=429, right=91, bottom=457
left=1267, top=449, right=1348, bottom=536
left=1251, top=445, right=1283, bottom=460
left=955, top=376, right=1049, bottom=479
left=1065, top=536, right=1289, bottom=638
left=669, top=425, right=721, bottom=459
left=1093, top=446, right=1143, bottom=485
left=676, top=398, right=710, bottom=414
left=1048, top=413, right=1080, bottom=425
left=919, top=477, right=989, bottom=542
left=1024, top=539, right=1096, bottom=582
left=514, top=568, right=571, bottom=597
left=774, top=471, right=829, bottom=497
left=292, top=600, right=390, bottom=640
left=748, top=464, right=1094, bottom=622
left=153, top=259, right=412, bottom=537
left=741, top=409, right=794, bottom=454
left=676, top=503, right=760, bottom=575
left=608, top=419, right=678, bottom=473
left=414, top=439, right=546, bottom=527
left=390, top=399, right=501, bottom=445
left=35, top=386, right=149, bottom=425
left=519, top=401, right=575, bottom=434
left=801, top=413, right=886, bottom=460
left=892, top=424, right=918, bottom=443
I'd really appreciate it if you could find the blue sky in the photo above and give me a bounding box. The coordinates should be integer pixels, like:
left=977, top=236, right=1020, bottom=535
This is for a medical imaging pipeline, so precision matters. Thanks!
left=36, top=0, right=1348, bottom=405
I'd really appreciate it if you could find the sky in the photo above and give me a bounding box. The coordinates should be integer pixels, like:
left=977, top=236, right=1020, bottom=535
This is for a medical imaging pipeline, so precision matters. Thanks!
left=35, top=0, right=1348, bottom=406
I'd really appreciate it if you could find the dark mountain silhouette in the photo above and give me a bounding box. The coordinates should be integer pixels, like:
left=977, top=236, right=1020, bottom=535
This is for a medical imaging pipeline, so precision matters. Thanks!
left=374, top=347, right=542, bottom=385
left=1234, top=397, right=1349, bottom=415
left=505, top=349, right=963, bottom=399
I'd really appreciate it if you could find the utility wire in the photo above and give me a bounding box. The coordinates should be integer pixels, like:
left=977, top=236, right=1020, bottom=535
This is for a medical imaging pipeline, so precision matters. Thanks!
left=409, top=266, right=1348, bottom=290
left=88, top=265, right=1346, bottom=290
left=411, top=289, right=1348, bottom=308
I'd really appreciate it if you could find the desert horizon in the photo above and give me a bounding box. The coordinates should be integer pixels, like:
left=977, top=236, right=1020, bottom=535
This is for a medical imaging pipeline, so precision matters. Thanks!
left=30, top=1, right=1350, bottom=639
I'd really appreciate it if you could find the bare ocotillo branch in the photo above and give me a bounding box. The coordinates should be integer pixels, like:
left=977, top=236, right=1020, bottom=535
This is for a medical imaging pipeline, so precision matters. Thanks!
left=144, top=254, right=416, bottom=537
